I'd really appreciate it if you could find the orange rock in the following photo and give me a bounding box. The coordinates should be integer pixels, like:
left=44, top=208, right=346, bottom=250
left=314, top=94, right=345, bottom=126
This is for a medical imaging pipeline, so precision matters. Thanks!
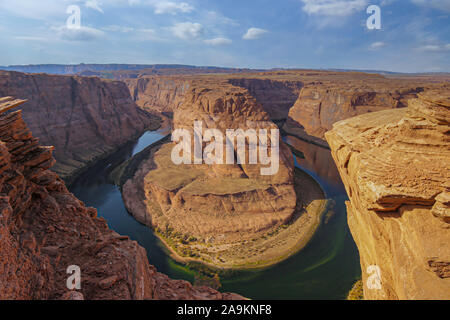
left=326, top=90, right=450, bottom=300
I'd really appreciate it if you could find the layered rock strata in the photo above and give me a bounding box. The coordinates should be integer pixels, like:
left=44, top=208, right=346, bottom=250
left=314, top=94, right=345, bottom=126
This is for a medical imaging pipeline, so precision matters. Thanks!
left=285, top=80, right=448, bottom=147
left=120, top=81, right=326, bottom=268
left=0, top=97, right=242, bottom=300
left=0, top=71, right=161, bottom=182
left=325, top=91, right=450, bottom=300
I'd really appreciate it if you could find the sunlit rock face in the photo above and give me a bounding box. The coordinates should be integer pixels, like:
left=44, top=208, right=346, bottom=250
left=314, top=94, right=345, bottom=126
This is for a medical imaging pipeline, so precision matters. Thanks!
left=123, top=80, right=297, bottom=248
left=286, top=80, right=430, bottom=147
left=326, top=89, right=450, bottom=300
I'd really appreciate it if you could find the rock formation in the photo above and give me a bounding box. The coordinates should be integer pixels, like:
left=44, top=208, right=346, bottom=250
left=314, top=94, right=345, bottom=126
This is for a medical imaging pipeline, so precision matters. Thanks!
left=119, top=80, right=327, bottom=268
left=285, top=80, right=431, bottom=147
left=227, top=78, right=303, bottom=120
left=0, top=71, right=161, bottom=183
left=125, top=76, right=191, bottom=115
left=325, top=90, right=450, bottom=299
left=0, top=97, right=242, bottom=300
left=127, top=73, right=303, bottom=120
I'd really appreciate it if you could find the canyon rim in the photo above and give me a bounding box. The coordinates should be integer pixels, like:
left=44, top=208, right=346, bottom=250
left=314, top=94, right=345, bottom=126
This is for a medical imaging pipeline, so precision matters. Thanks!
left=0, top=0, right=449, bottom=305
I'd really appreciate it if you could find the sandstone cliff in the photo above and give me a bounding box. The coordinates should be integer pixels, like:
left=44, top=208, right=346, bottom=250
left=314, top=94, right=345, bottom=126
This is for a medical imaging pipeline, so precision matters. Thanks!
left=227, top=78, right=303, bottom=120
left=126, top=74, right=303, bottom=120
left=286, top=80, right=429, bottom=148
left=0, top=71, right=161, bottom=183
left=0, top=97, right=242, bottom=300
left=325, top=90, right=450, bottom=300
left=125, top=76, right=190, bottom=115
left=119, top=80, right=328, bottom=269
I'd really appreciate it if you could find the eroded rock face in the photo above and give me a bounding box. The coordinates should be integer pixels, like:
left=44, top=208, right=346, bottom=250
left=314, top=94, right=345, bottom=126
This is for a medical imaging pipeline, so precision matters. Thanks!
left=286, top=80, right=437, bottom=147
left=121, top=81, right=298, bottom=266
left=0, top=71, right=160, bottom=182
left=325, top=90, right=450, bottom=300
left=227, top=79, right=303, bottom=120
left=125, top=76, right=191, bottom=115
left=0, top=98, right=242, bottom=300
left=126, top=74, right=303, bottom=120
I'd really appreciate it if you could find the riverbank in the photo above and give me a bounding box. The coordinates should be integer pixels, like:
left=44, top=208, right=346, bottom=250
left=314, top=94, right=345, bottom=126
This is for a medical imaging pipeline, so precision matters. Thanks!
left=113, top=137, right=328, bottom=271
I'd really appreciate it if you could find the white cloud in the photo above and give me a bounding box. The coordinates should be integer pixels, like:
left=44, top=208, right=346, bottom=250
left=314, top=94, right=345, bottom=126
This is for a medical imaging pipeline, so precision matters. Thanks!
left=418, top=44, right=450, bottom=52
left=300, top=0, right=368, bottom=16
left=154, top=1, right=194, bottom=14
left=170, top=22, right=204, bottom=39
left=411, top=0, right=450, bottom=13
left=369, top=42, right=387, bottom=50
left=53, top=25, right=105, bottom=41
left=85, top=0, right=104, bottom=13
left=204, top=37, right=232, bottom=45
left=242, top=28, right=268, bottom=40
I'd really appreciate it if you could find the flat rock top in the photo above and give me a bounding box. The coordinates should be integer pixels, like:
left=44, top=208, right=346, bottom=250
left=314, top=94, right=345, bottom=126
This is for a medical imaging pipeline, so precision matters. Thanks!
left=326, top=90, right=450, bottom=214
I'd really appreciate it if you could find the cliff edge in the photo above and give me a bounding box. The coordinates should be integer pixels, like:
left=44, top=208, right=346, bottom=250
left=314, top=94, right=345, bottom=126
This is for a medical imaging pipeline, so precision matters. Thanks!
left=0, top=71, right=161, bottom=183
left=325, top=90, right=449, bottom=299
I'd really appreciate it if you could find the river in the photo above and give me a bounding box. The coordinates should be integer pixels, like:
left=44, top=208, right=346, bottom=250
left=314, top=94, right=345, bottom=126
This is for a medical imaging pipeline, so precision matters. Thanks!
left=69, top=130, right=361, bottom=300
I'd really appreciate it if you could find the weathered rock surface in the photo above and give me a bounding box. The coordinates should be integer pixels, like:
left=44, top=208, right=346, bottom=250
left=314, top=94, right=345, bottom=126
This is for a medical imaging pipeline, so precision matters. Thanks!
left=0, top=71, right=161, bottom=182
left=326, top=90, right=450, bottom=300
left=126, top=75, right=303, bottom=120
left=285, top=78, right=448, bottom=147
left=0, top=97, right=242, bottom=300
left=125, top=76, right=190, bottom=115
left=121, top=80, right=303, bottom=267
left=227, top=78, right=303, bottom=120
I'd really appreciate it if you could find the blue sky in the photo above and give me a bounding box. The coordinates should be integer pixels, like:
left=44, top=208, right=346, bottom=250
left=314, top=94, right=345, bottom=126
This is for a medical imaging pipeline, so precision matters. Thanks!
left=0, top=0, right=449, bottom=72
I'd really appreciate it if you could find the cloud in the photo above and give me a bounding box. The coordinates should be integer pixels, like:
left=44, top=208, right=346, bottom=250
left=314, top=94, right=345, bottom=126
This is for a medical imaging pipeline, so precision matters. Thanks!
left=418, top=44, right=450, bottom=52
left=170, top=22, right=204, bottom=39
left=153, top=1, right=194, bottom=14
left=243, top=28, right=268, bottom=40
left=369, top=42, right=387, bottom=50
left=300, top=0, right=368, bottom=16
left=53, top=25, right=105, bottom=41
left=410, top=0, right=450, bottom=13
left=204, top=37, right=232, bottom=45
left=85, top=0, right=104, bottom=13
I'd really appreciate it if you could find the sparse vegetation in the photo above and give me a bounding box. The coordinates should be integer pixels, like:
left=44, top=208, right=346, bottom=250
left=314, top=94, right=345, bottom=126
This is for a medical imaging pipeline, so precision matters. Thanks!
left=347, top=279, right=364, bottom=300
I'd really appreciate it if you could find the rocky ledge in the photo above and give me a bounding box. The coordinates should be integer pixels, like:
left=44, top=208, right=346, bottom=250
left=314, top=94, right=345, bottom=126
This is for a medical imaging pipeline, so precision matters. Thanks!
left=285, top=79, right=447, bottom=148
left=325, top=90, right=450, bottom=299
left=0, top=97, right=242, bottom=300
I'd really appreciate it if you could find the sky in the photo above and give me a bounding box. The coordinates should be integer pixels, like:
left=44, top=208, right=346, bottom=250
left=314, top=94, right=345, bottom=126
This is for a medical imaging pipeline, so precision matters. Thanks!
left=0, top=0, right=449, bottom=72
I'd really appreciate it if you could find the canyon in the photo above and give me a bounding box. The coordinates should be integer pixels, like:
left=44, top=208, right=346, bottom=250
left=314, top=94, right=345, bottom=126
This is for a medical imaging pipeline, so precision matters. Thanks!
left=0, top=97, right=242, bottom=300
left=0, top=65, right=449, bottom=300
left=116, top=79, right=327, bottom=269
left=326, top=90, right=450, bottom=299
left=126, top=71, right=447, bottom=148
left=0, top=71, right=161, bottom=184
